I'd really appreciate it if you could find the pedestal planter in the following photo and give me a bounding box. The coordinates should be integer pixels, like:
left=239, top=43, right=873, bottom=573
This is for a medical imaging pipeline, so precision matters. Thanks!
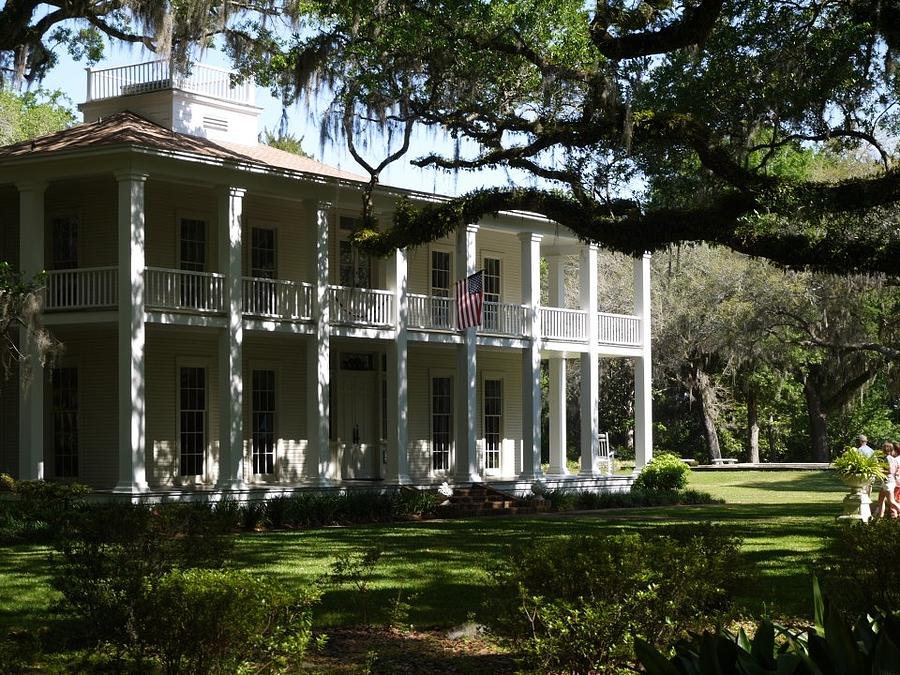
left=837, top=475, right=873, bottom=523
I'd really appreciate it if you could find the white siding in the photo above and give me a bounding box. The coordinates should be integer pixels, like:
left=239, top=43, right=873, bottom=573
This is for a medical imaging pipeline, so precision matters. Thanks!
left=45, top=178, right=117, bottom=268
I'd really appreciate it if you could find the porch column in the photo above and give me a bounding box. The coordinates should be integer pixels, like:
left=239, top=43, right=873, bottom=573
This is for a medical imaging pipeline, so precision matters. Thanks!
left=216, top=187, right=245, bottom=489
left=17, top=181, right=46, bottom=481
left=547, top=255, right=567, bottom=475
left=634, top=252, right=653, bottom=470
left=579, top=244, right=600, bottom=476
left=455, top=223, right=480, bottom=482
left=114, top=171, right=149, bottom=492
left=385, top=247, right=410, bottom=483
left=520, top=232, right=543, bottom=480
left=306, top=201, right=334, bottom=483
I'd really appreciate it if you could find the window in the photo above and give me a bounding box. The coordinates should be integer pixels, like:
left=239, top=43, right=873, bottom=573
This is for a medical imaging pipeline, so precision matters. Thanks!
left=483, top=257, right=501, bottom=330
left=483, top=379, right=502, bottom=471
left=49, top=215, right=78, bottom=306
left=338, top=216, right=371, bottom=287
left=431, top=250, right=452, bottom=328
left=432, top=376, right=452, bottom=472
left=52, top=367, right=78, bottom=478
left=179, top=366, right=206, bottom=477
left=179, top=218, right=207, bottom=308
left=248, top=227, right=278, bottom=314
left=251, top=370, right=276, bottom=475
left=51, top=216, right=78, bottom=270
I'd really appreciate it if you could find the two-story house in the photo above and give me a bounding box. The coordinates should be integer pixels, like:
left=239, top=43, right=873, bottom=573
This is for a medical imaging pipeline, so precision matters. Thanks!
left=0, top=61, right=652, bottom=496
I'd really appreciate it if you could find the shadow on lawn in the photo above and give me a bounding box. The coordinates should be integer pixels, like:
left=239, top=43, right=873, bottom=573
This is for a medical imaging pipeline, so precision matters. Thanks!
left=736, top=472, right=845, bottom=494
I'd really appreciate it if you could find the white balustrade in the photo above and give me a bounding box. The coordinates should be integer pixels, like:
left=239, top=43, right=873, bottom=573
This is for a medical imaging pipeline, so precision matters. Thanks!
left=242, top=277, right=313, bottom=321
left=408, top=293, right=455, bottom=330
left=86, top=60, right=254, bottom=105
left=540, top=307, right=588, bottom=341
left=328, top=285, right=394, bottom=327
left=145, top=267, right=225, bottom=313
left=44, top=267, right=118, bottom=310
left=480, top=301, right=527, bottom=337
left=597, top=312, right=641, bottom=346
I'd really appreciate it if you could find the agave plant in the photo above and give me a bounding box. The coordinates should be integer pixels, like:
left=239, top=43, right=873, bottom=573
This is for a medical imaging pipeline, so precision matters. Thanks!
left=635, top=578, right=900, bottom=674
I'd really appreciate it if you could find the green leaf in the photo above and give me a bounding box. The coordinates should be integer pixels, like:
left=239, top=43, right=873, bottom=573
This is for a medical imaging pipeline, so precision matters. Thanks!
left=634, top=637, right=683, bottom=675
left=751, top=620, right=776, bottom=668
left=872, top=632, right=900, bottom=675
left=813, top=576, right=825, bottom=637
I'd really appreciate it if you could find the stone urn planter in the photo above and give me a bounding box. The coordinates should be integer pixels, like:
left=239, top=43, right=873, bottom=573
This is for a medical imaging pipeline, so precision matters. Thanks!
left=832, top=448, right=884, bottom=523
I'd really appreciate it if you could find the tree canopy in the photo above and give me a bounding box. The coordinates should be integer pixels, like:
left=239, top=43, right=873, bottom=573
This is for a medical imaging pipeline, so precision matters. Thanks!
left=6, top=1, right=900, bottom=273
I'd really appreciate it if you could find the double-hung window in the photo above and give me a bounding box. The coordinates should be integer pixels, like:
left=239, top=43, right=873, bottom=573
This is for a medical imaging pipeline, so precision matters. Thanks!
left=179, top=218, right=207, bottom=309
left=430, top=250, right=452, bottom=328
left=49, top=215, right=78, bottom=306
left=251, top=369, right=276, bottom=475
left=483, top=257, right=501, bottom=330
left=338, top=216, right=371, bottom=287
left=52, top=367, right=79, bottom=478
left=249, top=227, right=278, bottom=315
left=431, top=376, right=452, bottom=472
left=179, top=366, right=206, bottom=477
left=483, top=379, right=502, bottom=471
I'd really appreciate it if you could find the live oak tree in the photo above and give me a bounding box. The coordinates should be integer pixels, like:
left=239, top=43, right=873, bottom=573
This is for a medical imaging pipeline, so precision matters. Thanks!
left=226, top=0, right=900, bottom=274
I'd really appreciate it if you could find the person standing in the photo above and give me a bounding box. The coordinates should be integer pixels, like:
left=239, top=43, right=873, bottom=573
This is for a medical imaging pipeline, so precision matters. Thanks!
left=856, top=434, right=875, bottom=458
left=874, top=442, right=900, bottom=518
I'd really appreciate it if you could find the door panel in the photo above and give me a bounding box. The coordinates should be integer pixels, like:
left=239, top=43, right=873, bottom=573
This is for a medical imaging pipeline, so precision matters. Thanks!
left=338, top=372, right=378, bottom=479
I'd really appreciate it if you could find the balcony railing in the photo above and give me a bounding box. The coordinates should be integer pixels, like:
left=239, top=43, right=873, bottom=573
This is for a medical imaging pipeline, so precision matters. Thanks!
left=145, top=267, right=225, bottom=313
left=242, top=277, right=313, bottom=321
left=540, top=307, right=587, bottom=341
left=44, top=267, right=117, bottom=311
left=329, top=285, right=394, bottom=327
left=598, top=312, right=641, bottom=346
left=86, top=60, right=254, bottom=105
left=480, top=301, right=528, bottom=337
left=409, top=293, right=455, bottom=330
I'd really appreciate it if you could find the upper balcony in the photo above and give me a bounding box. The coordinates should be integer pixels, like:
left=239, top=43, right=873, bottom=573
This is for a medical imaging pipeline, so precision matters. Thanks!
left=43, top=268, right=642, bottom=348
left=86, top=61, right=255, bottom=106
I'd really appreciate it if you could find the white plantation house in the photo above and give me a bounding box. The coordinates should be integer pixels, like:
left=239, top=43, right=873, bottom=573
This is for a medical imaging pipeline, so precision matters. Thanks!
left=0, top=61, right=652, bottom=496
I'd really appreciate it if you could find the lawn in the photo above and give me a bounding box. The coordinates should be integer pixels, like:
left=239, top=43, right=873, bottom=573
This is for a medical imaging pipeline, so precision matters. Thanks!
left=0, top=470, right=846, bottom=637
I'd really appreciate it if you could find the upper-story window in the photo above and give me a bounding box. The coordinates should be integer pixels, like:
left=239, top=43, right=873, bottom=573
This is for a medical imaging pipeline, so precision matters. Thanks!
left=51, top=215, right=78, bottom=269
left=251, top=227, right=277, bottom=279
left=483, top=257, right=502, bottom=330
left=338, top=216, right=371, bottom=287
left=179, top=218, right=206, bottom=272
left=430, top=250, right=452, bottom=328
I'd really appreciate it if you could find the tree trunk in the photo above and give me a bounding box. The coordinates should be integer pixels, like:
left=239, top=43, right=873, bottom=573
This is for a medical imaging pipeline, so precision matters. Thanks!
left=747, top=383, right=760, bottom=463
left=696, top=370, right=722, bottom=460
left=803, top=378, right=829, bottom=462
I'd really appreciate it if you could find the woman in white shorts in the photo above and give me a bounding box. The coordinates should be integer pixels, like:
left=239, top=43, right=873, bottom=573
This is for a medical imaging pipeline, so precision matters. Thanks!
left=874, top=442, right=900, bottom=518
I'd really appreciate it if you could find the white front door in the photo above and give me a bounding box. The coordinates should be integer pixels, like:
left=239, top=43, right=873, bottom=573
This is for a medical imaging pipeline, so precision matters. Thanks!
left=338, top=371, right=378, bottom=479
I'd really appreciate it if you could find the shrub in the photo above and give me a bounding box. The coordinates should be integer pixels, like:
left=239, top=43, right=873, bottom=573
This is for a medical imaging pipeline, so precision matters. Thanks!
left=135, top=568, right=320, bottom=674
left=543, top=487, right=720, bottom=512
left=0, top=473, right=90, bottom=542
left=489, top=524, right=744, bottom=674
left=817, top=518, right=900, bottom=618
left=632, top=453, right=690, bottom=493
left=51, top=502, right=234, bottom=645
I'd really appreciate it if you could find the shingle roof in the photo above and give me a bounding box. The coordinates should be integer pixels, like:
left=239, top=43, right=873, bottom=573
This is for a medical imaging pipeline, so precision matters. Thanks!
left=0, top=110, right=366, bottom=182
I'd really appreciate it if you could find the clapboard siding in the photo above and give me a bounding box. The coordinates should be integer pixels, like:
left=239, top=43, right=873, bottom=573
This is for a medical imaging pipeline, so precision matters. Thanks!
left=145, top=328, right=221, bottom=486
left=242, top=196, right=315, bottom=283
left=144, top=180, right=219, bottom=271
left=242, top=333, right=309, bottom=483
left=44, top=178, right=117, bottom=267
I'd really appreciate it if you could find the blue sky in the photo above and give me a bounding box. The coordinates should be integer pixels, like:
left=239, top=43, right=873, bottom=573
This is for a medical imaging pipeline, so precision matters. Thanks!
left=38, top=40, right=539, bottom=197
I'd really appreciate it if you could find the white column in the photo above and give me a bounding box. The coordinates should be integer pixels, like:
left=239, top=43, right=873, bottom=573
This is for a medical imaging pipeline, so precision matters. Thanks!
left=579, top=244, right=600, bottom=476
left=216, top=187, right=245, bottom=489
left=385, top=248, right=410, bottom=483
left=114, top=171, right=149, bottom=492
left=17, top=181, right=46, bottom=481
left=634, top=252, right=653, bottom=470
left=547, top=255, right=567, bottom=475
left=455, top=223, right=479, bottom=482
left=520, top=233, right=543, bottom=480
left=306, top=202, right=334, bottom=483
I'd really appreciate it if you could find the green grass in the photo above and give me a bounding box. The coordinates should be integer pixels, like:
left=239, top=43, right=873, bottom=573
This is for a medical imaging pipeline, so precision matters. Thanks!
left=0, top=470, right=846, bottom=634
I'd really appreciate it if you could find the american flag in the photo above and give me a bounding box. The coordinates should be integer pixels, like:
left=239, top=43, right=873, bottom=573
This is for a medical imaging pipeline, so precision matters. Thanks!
left=456, top=270, right=484, bottom=330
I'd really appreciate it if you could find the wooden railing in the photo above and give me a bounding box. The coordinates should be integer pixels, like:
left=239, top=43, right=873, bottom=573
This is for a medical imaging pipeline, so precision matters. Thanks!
left=480, top=301, right=528, bottom=337
left=145, top=267, right=225, bottom=313
left=598, top=312, right=641, bottom=346
left=86, top=60, right=254, bottom=105
left=44, top=267, right=118, bottom=310
left=540, top=307, right=588, bottom=341
left=242, top=277, right=313, bottom=321
left=328, top=285, right=393, bottom=327
left=408, top=293, right=455, bottom=330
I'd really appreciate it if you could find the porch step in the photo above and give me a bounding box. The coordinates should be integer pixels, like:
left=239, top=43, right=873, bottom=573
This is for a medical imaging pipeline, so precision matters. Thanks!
left=437, top=484, right=551, bottom=519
